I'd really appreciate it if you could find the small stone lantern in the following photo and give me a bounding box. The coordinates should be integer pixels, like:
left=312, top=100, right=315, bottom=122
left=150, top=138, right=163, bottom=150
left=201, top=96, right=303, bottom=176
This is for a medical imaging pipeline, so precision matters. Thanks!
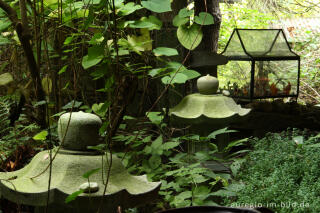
left=169, top=75, right=251, bottom=150
left=0, top=111, right=161, bottom=213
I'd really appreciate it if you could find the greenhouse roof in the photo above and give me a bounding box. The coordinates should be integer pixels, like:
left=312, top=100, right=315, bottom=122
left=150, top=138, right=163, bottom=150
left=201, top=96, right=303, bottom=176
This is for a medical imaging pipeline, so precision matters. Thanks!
left=221, top=29, right=300, bottom=61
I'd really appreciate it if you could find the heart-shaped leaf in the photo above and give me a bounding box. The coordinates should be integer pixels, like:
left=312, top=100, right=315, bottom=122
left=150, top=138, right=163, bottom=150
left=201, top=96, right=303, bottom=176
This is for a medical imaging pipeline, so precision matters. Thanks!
left=195, top=12, right=214, bottom=25
left=153, top=47, right=178, bottom=56
left=178, top=8, right=193, bottom=18
left=0, top=72, right=13, bottom=86
left=141, top=0, right=171, bottom=13
left=177, top=24, right=203, bottom=50
left=161, top=73, right=188, bottom=84
left=33, top=130, right=48, bottom=141
left=82, top=45, right=104, bottom=69
left=173, top=15, right=188, bottom=27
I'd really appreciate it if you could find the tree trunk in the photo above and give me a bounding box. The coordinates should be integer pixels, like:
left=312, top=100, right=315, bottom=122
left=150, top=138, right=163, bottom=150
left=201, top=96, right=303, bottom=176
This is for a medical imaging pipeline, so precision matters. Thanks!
left=195, top=0, right=222, bottom=52
left=0, top=0, right=47, bottom=128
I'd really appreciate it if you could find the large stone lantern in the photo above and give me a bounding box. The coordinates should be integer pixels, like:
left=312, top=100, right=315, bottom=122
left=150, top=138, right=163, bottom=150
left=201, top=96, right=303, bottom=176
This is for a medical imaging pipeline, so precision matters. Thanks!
left=0, top=111, right=161, bottom=212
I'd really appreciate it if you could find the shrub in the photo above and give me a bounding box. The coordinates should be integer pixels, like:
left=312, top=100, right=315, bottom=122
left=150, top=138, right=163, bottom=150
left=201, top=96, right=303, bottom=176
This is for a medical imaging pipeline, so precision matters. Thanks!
left=226, top=129, right=320, bottom=213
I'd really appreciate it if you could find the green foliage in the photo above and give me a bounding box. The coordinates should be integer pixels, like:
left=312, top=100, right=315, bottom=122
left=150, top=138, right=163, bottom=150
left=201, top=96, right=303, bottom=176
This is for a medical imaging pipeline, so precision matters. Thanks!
left=194, top=12, right=214, bottom=25
left=65, top=189, right=84, bottom=204
left=225, top=130, right=320, bottom=212
left=114, top=114, right=247, bottom=210
left=33, top=130, right=48, bottom=141
left=153, top=47, right=178, bottom=57
left=141, top=0, right=172, bottom=13
left=0, top=95, right=42, bottom=166
left=177, top=24, right=203, bottom=50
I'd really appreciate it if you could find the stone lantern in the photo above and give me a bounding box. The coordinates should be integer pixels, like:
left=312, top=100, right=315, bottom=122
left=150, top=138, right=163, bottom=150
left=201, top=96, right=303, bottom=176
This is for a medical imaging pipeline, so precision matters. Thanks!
left=169, top=75, right=251, bottom=151
left=0, top=111, right=161, bottom=213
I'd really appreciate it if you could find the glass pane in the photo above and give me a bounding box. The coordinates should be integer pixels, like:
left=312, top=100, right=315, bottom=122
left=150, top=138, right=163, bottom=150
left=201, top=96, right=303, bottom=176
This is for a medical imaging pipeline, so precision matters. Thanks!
left=254, top=60, right=298, bottom=97
left=218, top=61, right=252, bottom=98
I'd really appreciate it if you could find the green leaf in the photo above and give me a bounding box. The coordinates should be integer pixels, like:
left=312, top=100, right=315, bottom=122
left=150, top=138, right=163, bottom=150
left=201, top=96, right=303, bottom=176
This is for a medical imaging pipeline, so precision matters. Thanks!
left=151, top=136, right=163, bottom=149
left=64, top=37, right=73, bottom=45
left=119, top=2, right=142, bottom=16
left=33, top=130, right=48, bottom=141
left=92, top=102, right=109, bottom=117
left=177, top=24, right=203, bottom=50
left=82, top=45, right=104, bottom=69
left=0, top=72, right=13, bottom=86
left=148, top=68, right=167, bottom=77
left=62, top=100, right=82, bottom=109
left=230, top=159, right=246, bottom=176
left=224, top=183, right=245, bottom=192
left=153, top=47, right=178, bottom=57
left=178, top=8, right=193, bottom=18
left=82, top=168, right=101, bottom=179
left=211, top=189, right=236, bottom=197
left=173, top=15, right=189, bottom=27
left=34, top=100, right=47, bottom=107
left=141, top=0, right=172, bottom=13
left=65, top=189, right=84, bottom=203
left=175, top=191, right=192, bottom=200
left=180, top=69, right=200, bottom=80
left=149, top=155, right=161, bottom=169
left=194, top=12, right=214, bottom=25
left=0, top=36, right=12, bottom=45
left=58, top=65, right=68, bottom=75
left=161, top=73, right=188, bottom=84
left=52, top=111, right=66, bottom=117
left=163, top=142, right=180, bottom=150
left=0, top=20, right=11, bottom=32
left=129, top=16, right=162, bottom=30
left=224, top=138, right=248, bottom=152
left=193, top=185, right=211, bottom=200
left=208, top=127, right=238, bottom=139
left=146, top=112, right=163, bottom=125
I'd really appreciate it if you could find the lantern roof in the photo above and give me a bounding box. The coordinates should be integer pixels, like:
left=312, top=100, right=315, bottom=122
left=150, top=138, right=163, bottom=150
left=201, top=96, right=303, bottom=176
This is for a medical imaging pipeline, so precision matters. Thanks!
left=221, top=29, right=300, bottom=61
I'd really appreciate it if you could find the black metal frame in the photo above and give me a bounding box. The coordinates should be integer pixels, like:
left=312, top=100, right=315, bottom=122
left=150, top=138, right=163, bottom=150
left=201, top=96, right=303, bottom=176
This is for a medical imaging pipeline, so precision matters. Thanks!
left=220, top=28, right=301, bottom=100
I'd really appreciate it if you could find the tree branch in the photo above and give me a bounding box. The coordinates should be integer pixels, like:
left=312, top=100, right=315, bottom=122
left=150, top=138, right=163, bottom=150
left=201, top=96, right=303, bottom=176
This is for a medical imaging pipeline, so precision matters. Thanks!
left=0, top=0, right=19, bottom=23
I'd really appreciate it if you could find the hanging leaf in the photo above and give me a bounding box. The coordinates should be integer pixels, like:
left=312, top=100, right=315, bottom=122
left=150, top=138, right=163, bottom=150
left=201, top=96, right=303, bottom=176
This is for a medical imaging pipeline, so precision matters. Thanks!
left=119, top=2, right=142, bottom=16
left=42, top=76, right=52, bottom=95
left=129, top=16, right=162, bottom=30
left=62, top=100, right=82, bottom=109
left=194, top=12, right=214, bottom=25
left=82, top=45, right=104, bottom=69
left=33, top=130, right=48, bottom=141
left=92, top=102, right=109, bottom=117
left=180, top=69, right=200, bottom=80
left=64, top=37, right=73, bottom=45
left=65, top=189, right=84, bottom=203
left=141, top=0, right=172, bottom=13
left=178, top=8, right=193, bottom=18
left=161, top=73, right=188, bottom=84
left=146, top=112, right=163, bottom=125
left=148, top=68, right=167, bottom=77
left=177, top=24, right=203, bottom=50
left=0, top=72, right=13, bottom=86
left=208, top=127, right=238, bottom=139
left=127, top=29, right=152, bottom=53
left=149, top=155, right=161, bottom=169
left=0, top=20, right=11, bottom=32
left=82, top=168, right=101, bottom=179
left=58, top=65, right=68, bottom=75
left=153, top=47, right=178, bottom=57
left=173, top=15, right=189, bottom=27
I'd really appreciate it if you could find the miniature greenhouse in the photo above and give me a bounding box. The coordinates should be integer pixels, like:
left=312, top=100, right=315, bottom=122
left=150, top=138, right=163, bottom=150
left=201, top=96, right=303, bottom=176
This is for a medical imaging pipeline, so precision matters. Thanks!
left=219, top=29, right=300, bottom=100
